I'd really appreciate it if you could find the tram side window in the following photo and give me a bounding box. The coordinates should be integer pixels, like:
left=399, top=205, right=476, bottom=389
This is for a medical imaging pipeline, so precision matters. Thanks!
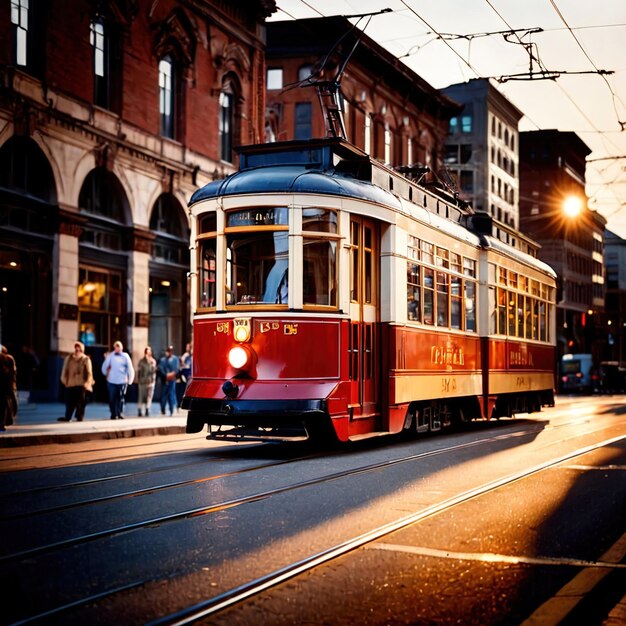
left=423, top=268, right=434, bottom=325
left=539, top=302, right=548, bottom=341
left=451, top=275, right=462, bottom=329
left=497, top=287, right=507, bottom=334
left=489, top=286, right=497, bottom=334
left=524, top=296, right=533, bottom=339
left=508, top=292, right=517, bottom=336
left=436, top=272, right=449, bottom=326
left=465, top=281, right=476, bottom=332
left=407, top=263, right=420, bottom=322
left=199, top=239, right=216, bottom=308
left=350, top=221, right=359, bottom=301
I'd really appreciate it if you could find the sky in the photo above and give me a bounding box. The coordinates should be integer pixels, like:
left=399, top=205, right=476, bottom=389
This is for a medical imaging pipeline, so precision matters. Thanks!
left=268, top=0, right=626, bottom=238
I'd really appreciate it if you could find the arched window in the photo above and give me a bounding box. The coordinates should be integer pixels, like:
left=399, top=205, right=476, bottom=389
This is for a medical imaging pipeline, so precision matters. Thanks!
left=0, top=137, right=56, bottom=203
left=149, top=193, right=189, bottom=264
left=79, top=168, right=125, bottom=223
left=148, top=193, right=190, bottom=356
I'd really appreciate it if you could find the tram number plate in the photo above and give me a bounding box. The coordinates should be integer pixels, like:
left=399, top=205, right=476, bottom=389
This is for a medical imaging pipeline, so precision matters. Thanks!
left=441, top=377, right=457, bottom=393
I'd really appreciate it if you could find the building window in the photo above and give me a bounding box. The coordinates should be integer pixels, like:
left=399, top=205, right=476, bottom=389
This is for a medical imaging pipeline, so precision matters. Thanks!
left=298, top=65, right=313, bottom=82
left=384, top=124, right=391, bottom=164
left=219, top=89, right=234, bottom=162
left=159, top=56, right=175, bottom=138
left=90, top=18, right=105, bottom=92
left=460, top=170, right=473, bottom=193
left=11, top=0, right=28, bottom=66
left=364, top=114, right=371, bottom=155
left=461, top=115, right=472, bottom=133
left=267, top=68, right=283, bottom=90
left=294, top=102, right=312, bottom=140
left=449, top=117, right=458, bottom=134
left=89, top=16, right=119, bottom=110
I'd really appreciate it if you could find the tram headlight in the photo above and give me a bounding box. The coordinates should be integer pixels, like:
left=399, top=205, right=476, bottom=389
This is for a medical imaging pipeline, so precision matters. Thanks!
left=228, top=345, right=250, bottom=370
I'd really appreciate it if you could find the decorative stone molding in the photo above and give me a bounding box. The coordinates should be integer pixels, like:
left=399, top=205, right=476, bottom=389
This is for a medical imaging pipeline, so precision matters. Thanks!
left=131, top=226, right=156, bottom=254
left=58, top=205, right=87, bottom=237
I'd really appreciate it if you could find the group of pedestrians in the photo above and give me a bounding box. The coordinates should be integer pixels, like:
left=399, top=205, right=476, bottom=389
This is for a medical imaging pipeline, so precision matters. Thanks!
left=58, top=341, right=192, bottom=422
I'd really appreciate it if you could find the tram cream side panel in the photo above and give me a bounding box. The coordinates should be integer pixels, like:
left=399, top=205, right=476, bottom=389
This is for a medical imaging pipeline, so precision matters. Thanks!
left=390, top=372, right=483, bottom=405
left=488, top=371, right=555, bottom=395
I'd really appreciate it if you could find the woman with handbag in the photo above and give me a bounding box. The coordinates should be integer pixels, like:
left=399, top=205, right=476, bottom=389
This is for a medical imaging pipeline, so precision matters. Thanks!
left=137, top=346, right=157, bottom=417
left=58, top=341, right=94, bottom=422
left=157, top=345, right=179, bottom=416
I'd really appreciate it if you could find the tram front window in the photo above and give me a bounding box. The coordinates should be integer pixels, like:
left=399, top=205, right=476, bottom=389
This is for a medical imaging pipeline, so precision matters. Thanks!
left=226, top=231, right=289, bottom=305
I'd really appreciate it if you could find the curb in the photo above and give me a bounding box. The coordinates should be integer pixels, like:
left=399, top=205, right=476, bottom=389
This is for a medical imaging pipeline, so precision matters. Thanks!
left=0, top=425, right=188, bottom=448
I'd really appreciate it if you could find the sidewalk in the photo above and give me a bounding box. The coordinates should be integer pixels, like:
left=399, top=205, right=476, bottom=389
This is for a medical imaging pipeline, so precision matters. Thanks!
left=0, top=400, right=188, bottom=448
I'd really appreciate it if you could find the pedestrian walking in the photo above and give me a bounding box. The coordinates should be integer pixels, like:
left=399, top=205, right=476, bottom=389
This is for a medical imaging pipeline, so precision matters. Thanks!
left=101, top=341, right=135, bottom=420
left=177, top=341, right=192, bottom=406
left=58, top=341, right=94, bottom=422
left=158, top=345, right=179, bottom=416
left=0, top=345, right=17, bottom=432
left=137, top=346, right=157, bottom=417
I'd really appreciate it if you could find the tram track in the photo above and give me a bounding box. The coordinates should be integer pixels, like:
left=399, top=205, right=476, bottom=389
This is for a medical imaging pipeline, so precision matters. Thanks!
left=11, top=429, right=626, bottom=626
left=0, top=414, right=617, bottom=565
left=0, top=454, right=323, bottom=521
left=0, top=405, right=596, bottom=502
left=146, top=432, right=626, bottom=626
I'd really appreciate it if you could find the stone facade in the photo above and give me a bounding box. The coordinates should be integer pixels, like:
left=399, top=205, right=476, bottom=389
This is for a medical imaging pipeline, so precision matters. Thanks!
left=0, top=0, right=274, bottom=400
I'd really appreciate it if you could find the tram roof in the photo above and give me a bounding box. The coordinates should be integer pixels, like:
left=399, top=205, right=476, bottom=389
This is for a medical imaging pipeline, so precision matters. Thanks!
left=189, top=138, right=402, bottom=209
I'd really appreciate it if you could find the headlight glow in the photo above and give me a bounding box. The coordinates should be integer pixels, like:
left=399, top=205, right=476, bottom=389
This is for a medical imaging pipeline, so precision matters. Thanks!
left=228, top=346, right=250, bottom=370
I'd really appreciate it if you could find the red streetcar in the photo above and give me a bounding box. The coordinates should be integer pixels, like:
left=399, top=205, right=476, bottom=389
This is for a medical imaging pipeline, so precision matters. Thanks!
left=182, top=138, right=556, bottom=443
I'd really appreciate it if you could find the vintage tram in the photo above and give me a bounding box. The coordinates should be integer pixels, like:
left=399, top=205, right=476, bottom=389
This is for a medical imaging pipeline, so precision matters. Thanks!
left=181, top=138, right=556, bottom=443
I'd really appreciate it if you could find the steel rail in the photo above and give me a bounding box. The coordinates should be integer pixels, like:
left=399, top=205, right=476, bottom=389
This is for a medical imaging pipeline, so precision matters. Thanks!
left=0, top=419, right=564, bottom=564
left=148, top=433, right=626, bottom=626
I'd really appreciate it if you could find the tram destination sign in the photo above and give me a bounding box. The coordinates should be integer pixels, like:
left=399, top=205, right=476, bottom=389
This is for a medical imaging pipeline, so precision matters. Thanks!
left=227, top=207, right=288, bottom=227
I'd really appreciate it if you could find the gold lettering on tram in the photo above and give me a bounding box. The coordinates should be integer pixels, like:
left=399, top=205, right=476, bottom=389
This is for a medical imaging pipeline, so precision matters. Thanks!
left=510, top=349, right=534, bottom=367
left=283, top=323, right=299, bottom=335
left=216, top=322, right=230, bottom=334
left=441, top=377, right=458, bottom=393
left=431, top=343, right=465, bottom=367
left=259, top=321, right=280, bottom=334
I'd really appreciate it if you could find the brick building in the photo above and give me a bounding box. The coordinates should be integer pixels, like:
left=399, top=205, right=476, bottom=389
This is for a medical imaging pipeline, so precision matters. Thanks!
left=265, top=16, right=460, bottom=172
left=519, top=130, right=606, bottom=361
left=0, top=0, right=274, bottom=400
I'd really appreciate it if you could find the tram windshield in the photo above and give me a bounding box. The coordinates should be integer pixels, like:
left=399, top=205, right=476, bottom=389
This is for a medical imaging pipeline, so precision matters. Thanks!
left=196, top=206, right=339, bottom=310
left=226, top=231, right=289, bottom=305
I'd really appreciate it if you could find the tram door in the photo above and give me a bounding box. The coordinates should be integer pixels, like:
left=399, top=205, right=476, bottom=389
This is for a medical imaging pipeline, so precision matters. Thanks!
left=348, top=218, right=380, bottom=419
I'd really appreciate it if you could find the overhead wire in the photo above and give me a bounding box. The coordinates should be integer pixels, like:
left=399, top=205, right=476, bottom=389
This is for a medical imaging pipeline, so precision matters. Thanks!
left=548, top=0, right=626, bottom=130
left=482, top=0, right=626, bottom=217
